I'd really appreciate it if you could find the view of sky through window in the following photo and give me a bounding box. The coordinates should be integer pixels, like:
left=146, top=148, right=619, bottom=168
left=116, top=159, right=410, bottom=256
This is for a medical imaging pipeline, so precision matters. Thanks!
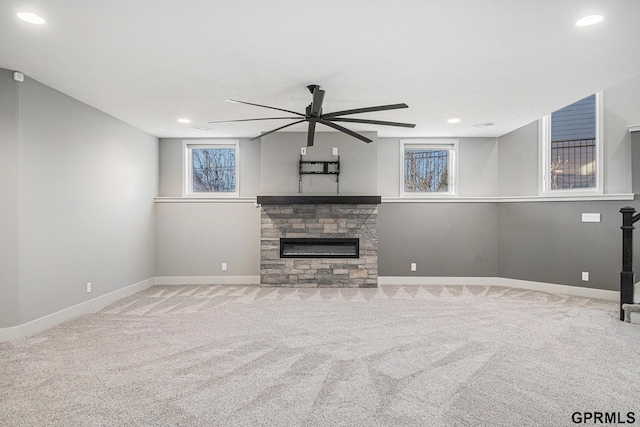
left=404, top=149, right=449, bottom=192
left=192, top=148, right=236, bottom=192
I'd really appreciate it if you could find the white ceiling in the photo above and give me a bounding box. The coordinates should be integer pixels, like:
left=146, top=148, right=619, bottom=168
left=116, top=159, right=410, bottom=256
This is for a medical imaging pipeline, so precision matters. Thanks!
left=1, top=0, right=639, bottom=139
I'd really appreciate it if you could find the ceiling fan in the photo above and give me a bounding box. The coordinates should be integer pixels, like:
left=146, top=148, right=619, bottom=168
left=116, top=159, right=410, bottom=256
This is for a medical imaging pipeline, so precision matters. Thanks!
left=208, top=85, right=416, bottom=147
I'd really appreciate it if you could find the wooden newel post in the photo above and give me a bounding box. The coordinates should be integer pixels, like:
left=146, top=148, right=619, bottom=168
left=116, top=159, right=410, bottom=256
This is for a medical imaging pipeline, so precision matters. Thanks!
left=620, top=206, right=638, bottom=320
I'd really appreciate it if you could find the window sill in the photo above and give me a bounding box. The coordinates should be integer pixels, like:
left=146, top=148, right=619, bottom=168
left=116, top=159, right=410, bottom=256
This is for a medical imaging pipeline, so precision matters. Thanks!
left=384, top=196, right=492, bottom=203
left=156, top=194, right=634, bottom=204
left=498, top=194, right=634, bottom=203
left=382, top=194, right=634, bottom=203
left=155, top=197, right=257, bottom=204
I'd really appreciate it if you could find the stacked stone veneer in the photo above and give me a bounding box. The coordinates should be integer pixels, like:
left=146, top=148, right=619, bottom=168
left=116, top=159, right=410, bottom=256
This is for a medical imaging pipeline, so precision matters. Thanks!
left=260, top=204, right=378, bottom=287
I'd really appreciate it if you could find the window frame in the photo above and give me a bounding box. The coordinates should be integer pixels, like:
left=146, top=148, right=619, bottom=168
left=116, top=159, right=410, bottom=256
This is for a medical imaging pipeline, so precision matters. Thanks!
left=182, top=140, right=239, bottom=197
left=539, top=92, right=603, bottom=196
left=400, top=139, right=458, bottom=197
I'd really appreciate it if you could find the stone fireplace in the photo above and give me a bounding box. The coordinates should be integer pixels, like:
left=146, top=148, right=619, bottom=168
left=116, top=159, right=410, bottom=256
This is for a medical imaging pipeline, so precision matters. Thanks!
left=258, top=196, right=380, bottom=287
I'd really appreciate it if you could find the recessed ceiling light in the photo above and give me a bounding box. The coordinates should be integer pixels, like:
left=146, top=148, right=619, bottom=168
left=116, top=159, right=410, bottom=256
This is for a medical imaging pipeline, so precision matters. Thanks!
left=17, top=12, right=46, bottom=25
left=177, top=118, right=191, bottom=124
left=448, top=118, right=461, bottom=124
left=576, top=15, right=603, bottom=27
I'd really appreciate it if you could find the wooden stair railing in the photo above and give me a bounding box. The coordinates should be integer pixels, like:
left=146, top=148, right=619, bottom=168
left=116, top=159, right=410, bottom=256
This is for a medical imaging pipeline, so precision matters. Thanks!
left=620, top=206, right=640, bottom=320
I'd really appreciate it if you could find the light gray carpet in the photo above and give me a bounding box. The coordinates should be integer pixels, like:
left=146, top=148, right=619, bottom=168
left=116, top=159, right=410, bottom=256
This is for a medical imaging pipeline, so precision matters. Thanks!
left=1, top=285, right=639, bottom=426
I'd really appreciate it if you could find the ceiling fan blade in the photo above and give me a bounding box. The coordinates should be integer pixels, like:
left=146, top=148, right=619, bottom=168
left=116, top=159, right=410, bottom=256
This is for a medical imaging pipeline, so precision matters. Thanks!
left=248, top=119, right=306, bottom=141
left=209, top=117, right=300, bottom=124
left=226, top=99, right=305, bottom=117
left=329, top=117, right=416, bottom=128
left=310, top=88, right=325, bottom=117
left=322, top=103, right=409, bottom=118
left=191, top=125, right=214, bottom=131
left=319, top=120, right=372, bottom=143
left=307, top=121, right=316, bottom=146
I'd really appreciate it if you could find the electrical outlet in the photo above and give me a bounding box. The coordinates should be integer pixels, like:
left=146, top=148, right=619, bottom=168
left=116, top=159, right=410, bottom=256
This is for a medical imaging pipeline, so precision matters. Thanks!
left=582, top=272, right=589, bottom=281
left=411, top=263, right=417, bottom=272
left=300, top=147, right=306, bottom=155
left=332, top=147, right=338, bottom=155
left=86, top=282, right=92, bottom=293
left=222, top=263, right=228, bottom=271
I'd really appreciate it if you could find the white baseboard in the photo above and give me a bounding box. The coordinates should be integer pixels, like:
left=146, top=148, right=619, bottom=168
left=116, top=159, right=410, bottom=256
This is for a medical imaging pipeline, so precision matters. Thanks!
left=154, top=275, right=260, bottom=285
left=0, top=278, right=155, bottom=343
left=497, top=278, right=618, bottom=301
left=379, top=276, right=498, bottom=286
left=379, top=276, right=619, bottom=301
left=0, top=325, right=21, bottom=342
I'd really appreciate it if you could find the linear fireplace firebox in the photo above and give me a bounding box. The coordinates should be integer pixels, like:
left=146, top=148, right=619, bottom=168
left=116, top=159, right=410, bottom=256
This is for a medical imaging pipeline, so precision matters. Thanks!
left=280, top=238, right=359, bottom=258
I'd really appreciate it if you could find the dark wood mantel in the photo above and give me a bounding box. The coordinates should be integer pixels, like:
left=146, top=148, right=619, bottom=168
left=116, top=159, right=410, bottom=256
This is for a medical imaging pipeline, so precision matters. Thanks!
left=257, top=195, right=381, bottom=205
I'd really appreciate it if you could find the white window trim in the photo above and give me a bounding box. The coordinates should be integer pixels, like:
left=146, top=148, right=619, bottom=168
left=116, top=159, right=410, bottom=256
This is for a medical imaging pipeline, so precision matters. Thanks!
left=539, top=92, right=604, bottom=196
left=400, top=139, right=458, bottom=197
left=182, top=140, right=239, bottom=197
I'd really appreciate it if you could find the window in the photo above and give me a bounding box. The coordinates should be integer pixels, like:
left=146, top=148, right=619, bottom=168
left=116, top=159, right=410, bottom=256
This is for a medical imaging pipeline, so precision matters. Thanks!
left=183, top=140, right=239, bottom=196
left=401, top=140, right=458, bottom=196
left=540, top=93, right=602, bottom=194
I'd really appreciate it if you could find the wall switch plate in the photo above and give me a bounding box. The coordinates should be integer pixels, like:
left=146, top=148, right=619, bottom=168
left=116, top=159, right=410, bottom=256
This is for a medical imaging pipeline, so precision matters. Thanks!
left=582, top=213, right=601, bottom=223
left=86, top=282, right=92, bottom=293
left=582, top=272, right=589, bottom=281
left=332, top=147, right=338, bottom=155
left=410, top=263, right=417, bottom=272
left=222, top=263, right=228, bottom=271
left=300, top=147, right=306, bottom=155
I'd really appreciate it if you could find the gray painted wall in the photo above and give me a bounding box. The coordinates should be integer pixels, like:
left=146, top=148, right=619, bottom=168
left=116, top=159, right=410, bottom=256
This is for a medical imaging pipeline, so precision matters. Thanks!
left=378, top=203, right=498, bottom=277
left=497, top=201, right=632, bottom=291
left=603, top=74, right=640, bottom=194
left=260, top=132, right=378, bottom=195
left=377, top=137, right=499, bottom=197
left=159, top=138, right=183, bottom=197
left=458, top=138, right=499, bottom=197
left=159, top=137, right=261, bottom=197
left=493, top=74, right=640, bottom=290
left=0, top=70, right=20, bottom=327
left=633, top=132, right=640, bottom=196
left=497, top=74, right=640, bottom=197
left=14, top=74, right=158, bottom=324
left=156, top=132, right=501, bottom=279
left=498, top=121, right=539, bottom=197
left=156, top=137, right=262, bottom=278
left=156, top=202, right=260, bottom=277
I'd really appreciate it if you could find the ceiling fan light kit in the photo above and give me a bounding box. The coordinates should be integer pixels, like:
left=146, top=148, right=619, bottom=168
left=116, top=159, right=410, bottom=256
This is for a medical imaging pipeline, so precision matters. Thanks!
left=210, top=85, right=416, bottom=147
